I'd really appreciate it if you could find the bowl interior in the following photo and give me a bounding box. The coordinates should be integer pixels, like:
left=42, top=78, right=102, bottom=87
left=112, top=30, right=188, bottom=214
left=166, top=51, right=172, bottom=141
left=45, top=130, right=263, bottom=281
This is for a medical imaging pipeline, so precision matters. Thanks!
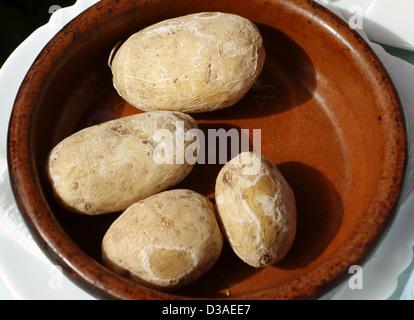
left=8, top=0, right=407, bottom=299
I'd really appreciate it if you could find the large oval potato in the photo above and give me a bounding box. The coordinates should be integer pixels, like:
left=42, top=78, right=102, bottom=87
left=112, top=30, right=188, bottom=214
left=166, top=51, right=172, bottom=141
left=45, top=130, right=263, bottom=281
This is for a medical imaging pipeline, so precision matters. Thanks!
left=47, top=111, right=198, bottom=215
left=102, top=189, right=223, bottom=291
left=215, top=152, right=296, bottom=267
left=110, top=12, right=265, bottom=113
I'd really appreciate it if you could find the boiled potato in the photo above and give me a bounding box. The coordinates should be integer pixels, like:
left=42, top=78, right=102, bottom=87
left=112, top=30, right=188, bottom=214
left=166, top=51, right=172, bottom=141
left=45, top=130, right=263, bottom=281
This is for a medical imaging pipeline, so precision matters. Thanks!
left=110, top=12, right=265, bottom=113
left=215, top=152, right=296, bottom=267
left=47, top=111, right=198, bottom=215
left=102, top=189, right=223, bottom=291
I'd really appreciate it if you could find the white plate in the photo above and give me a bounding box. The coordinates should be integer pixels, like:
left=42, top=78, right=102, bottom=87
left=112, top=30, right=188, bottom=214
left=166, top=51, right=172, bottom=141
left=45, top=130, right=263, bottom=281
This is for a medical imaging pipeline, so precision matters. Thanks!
left=1, top=0, right=413, bottom=300
left=0, top=0, right=100, bottom=300
left=318, top=0, right=414, bottom=51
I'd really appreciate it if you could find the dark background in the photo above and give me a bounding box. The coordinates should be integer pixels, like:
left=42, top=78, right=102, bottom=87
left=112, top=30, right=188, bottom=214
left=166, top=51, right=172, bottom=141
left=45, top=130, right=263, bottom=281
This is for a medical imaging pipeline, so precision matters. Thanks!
left=0, top=0, right=77, bottom=66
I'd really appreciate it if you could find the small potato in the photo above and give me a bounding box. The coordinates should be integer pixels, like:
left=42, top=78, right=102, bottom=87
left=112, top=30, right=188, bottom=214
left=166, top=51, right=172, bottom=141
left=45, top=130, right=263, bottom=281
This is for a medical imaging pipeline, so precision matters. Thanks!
left=110, top=12, right=265, bottom=113
left=47, top=111, right=198, bottom=215
left=215, top=152, right=296, bottom=267
left=102, top=189, right=223, bottom=291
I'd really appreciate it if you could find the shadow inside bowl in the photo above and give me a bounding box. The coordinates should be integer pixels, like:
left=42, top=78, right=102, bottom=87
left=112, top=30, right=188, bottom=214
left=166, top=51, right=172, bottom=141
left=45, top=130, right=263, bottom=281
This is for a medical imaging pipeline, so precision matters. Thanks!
left=46, top=195, right=123, bottom=263
left=275, top=161, right=344, bottom=269
left=173, top=121, right=258, bottom=200
left=192, top=23, right=317, bottom=121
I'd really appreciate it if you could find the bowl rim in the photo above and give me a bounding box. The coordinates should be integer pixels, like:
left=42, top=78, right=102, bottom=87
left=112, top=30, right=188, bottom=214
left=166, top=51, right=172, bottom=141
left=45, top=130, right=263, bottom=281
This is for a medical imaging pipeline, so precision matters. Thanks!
left=7, top=0, right=408, bottom=300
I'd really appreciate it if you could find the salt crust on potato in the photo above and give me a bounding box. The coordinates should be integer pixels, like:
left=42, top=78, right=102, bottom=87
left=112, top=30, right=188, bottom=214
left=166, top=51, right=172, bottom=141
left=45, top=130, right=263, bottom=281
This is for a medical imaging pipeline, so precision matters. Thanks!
left=47, top=111, right=198, bottom=215
left=110, top=12, right=265, bottom=113
left=102, top=189, right=223, bottom=291
left=215, top=152, right=297, bottom=267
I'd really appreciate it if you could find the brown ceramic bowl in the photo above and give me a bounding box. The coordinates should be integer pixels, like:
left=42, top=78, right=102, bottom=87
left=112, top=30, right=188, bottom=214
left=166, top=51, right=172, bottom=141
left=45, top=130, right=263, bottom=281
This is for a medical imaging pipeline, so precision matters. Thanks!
left=8, top=0, right=407, bottom=299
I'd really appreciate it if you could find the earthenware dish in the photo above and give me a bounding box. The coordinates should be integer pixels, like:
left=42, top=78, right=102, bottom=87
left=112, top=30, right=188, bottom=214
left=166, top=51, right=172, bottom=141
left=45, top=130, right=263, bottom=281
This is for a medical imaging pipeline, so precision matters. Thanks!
left=7, top=0, right=407, bottom=299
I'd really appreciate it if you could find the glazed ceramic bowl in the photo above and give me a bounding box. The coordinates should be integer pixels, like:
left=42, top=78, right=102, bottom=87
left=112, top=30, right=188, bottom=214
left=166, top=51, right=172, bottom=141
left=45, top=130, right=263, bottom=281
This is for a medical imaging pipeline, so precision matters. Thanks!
left=8, top=0, right=407, bottom=299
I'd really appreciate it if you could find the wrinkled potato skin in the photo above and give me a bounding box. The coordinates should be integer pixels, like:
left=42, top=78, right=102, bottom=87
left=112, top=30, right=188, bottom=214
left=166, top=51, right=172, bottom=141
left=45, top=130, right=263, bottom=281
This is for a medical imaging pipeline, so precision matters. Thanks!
left=111, top=12, right=265, bottom=113
left=215, top=152, right=296, bottom=267
left=102, top=189, right=223, bottom=291
left=47, top=111, right=198, bottom=215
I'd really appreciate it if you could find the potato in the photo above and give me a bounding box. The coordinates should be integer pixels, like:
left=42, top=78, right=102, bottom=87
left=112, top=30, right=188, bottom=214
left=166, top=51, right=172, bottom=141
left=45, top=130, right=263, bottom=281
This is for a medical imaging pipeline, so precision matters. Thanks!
left=47, top=111, right=198, bottom=215
left=215, top=152, right=296, bottom=267
left=110, top=12, right=265, bottom=113
left=102, top=189, right=223, bottom=291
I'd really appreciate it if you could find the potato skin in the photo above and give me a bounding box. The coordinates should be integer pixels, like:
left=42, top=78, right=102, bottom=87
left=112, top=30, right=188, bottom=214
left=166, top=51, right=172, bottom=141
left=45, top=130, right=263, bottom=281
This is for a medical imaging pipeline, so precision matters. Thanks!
left=102, top=189, right=223, bottom=291
left=215, top=152, right=296, bottom=267
left=47, top=111, right=198, bottom=215
left=111, top=12, right=265, bottom=113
